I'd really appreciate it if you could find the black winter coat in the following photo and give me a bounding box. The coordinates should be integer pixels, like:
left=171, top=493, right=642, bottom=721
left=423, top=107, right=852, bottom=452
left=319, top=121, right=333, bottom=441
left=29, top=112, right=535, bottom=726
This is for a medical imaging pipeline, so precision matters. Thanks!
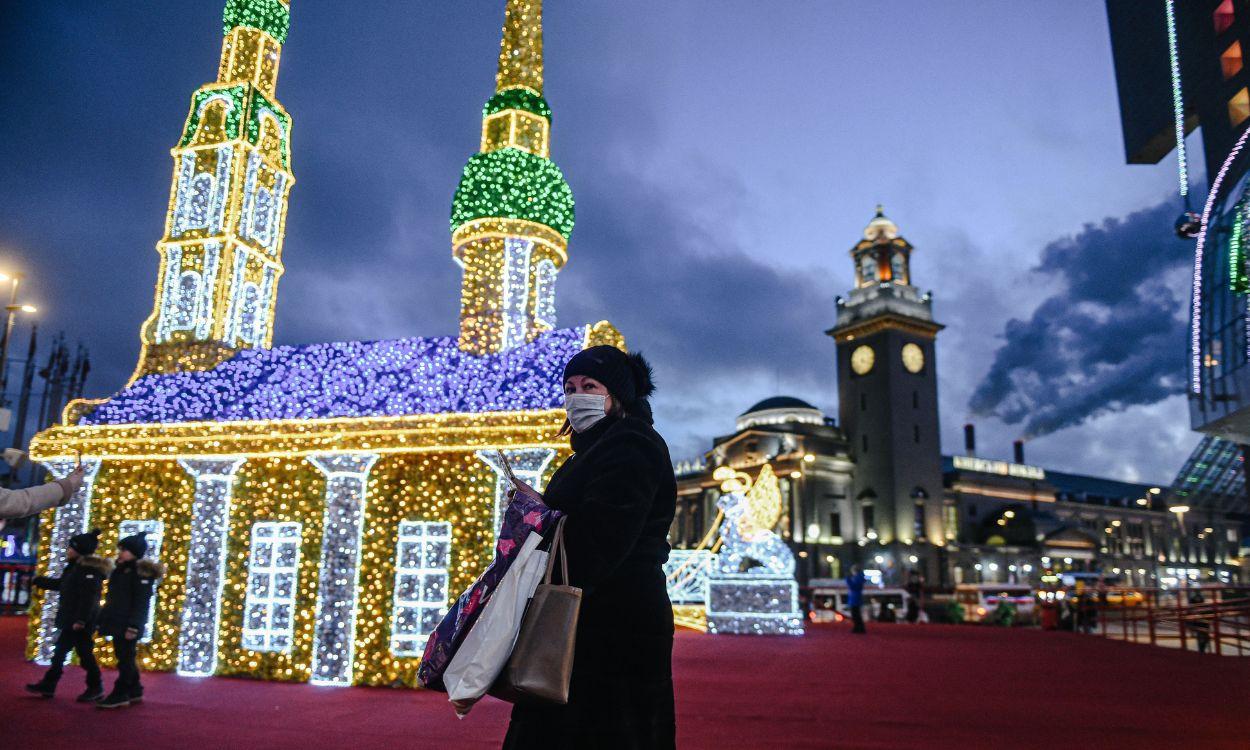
left=503, top=415, right=678, bottom=750
left=33, top=555, right=110, bottom=630
left=98, top=558, right=165, bottom=638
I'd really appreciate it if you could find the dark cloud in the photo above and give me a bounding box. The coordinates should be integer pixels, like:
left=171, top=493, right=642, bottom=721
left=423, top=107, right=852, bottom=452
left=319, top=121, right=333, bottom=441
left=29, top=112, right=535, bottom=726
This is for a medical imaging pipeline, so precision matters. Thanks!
left=968, top=200, right=1191, bottom=438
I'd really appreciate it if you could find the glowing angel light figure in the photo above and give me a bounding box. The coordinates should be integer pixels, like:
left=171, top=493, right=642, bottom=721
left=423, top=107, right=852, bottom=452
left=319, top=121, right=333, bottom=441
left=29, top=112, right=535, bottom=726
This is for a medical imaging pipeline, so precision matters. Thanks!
left=713, top=464, right=795, bottom=576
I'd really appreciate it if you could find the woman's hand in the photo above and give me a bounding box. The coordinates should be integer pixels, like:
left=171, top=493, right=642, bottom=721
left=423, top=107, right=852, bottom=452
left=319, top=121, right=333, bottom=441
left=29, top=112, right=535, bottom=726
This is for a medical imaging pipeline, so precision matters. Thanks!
left=507, top=478, right=542, bottom=503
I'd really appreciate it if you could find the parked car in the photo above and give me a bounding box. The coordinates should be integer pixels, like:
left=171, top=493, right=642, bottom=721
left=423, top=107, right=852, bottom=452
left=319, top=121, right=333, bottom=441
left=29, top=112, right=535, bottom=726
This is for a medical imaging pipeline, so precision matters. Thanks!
left=954, top=583, right=1036, bottom=624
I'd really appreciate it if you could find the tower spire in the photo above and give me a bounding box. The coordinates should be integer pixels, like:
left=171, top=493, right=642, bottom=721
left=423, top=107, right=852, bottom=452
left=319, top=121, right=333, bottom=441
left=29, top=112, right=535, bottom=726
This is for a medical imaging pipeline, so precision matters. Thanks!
left=450, top=0, right=574, bottom=356
left=131, top=0, right=295, bottom=380
left=496, top=0, right=544, bottom=95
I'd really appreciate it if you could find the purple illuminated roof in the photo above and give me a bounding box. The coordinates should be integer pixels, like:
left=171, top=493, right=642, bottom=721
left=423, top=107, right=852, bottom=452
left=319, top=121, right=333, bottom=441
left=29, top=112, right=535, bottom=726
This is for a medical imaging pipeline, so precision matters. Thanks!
left=80, top=327, right=588, bottom=426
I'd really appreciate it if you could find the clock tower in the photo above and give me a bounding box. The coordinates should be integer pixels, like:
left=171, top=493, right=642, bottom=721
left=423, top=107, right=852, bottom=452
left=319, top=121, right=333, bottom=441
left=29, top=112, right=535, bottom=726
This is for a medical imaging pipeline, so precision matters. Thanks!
left=828, top=207, right=945, bottom=565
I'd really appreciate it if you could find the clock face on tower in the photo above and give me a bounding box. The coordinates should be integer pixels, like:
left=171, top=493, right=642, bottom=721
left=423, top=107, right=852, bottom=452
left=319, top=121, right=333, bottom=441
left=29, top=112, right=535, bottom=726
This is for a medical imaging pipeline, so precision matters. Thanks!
left=902, top=342, right=925, bottom=373
left=851, top=344, right=875, bottom=375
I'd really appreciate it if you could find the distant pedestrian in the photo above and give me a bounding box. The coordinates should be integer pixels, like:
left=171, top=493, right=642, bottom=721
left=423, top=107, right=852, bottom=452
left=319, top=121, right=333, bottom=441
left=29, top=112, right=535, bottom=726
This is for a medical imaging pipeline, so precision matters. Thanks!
left=0, top=462, right=85, bottom=519
left=847, top=564, right=867, bottom=634
left=96, top=532, right=165, bottom=709
left=905, top=569, right=923, bottom=623
left=1188, top=589, right=1211, bottom=654
left=24, top=529, right=108, bottom=701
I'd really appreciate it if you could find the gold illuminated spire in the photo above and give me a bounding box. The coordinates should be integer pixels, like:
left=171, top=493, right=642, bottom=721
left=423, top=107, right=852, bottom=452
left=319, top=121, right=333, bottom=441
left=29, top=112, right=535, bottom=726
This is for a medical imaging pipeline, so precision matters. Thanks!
left=496, top=0, right=544, bottom=94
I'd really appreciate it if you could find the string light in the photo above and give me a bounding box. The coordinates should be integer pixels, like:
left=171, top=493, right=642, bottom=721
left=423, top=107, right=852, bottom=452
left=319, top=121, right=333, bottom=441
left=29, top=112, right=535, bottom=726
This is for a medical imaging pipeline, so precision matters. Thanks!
left=222, top=0, right=290, bottom=44
left=1165, top=0, right=1189, bottom=198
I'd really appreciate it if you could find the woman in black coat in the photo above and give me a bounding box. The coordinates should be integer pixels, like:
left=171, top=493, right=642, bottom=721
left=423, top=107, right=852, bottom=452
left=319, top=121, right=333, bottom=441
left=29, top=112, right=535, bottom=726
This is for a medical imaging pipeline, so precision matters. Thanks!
left=502, top=346, right=677, bottom=750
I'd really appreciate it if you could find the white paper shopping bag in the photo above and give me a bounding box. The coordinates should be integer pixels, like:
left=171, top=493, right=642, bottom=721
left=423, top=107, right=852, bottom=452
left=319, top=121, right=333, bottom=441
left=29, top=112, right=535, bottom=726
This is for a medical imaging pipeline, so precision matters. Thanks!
left=444, top=529, right=548, bottom=715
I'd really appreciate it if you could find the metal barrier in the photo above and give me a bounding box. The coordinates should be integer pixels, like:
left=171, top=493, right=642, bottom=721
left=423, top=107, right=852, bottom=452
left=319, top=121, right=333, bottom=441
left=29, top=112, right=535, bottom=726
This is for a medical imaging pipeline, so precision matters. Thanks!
left=1070, top=585, right=1250, bottom=656
left=0, top=563, right=35, bottom=615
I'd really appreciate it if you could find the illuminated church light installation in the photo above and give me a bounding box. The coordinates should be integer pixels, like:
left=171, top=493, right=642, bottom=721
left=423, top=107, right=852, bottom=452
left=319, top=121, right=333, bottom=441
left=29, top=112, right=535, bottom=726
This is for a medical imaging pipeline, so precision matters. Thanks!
left=27, top=0, right=624, bottom=687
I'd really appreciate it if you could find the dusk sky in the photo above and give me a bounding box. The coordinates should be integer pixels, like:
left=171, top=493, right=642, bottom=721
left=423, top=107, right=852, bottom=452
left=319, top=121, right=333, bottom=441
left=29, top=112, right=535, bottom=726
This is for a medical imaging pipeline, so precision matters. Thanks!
left=0, top=2, right=1199, bottom=483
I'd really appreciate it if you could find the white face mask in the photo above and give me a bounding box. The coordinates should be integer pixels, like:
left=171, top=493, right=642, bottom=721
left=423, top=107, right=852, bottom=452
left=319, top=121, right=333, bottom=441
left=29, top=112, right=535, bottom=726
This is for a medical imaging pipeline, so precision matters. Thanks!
left=565, top=393, right=607, bottom=433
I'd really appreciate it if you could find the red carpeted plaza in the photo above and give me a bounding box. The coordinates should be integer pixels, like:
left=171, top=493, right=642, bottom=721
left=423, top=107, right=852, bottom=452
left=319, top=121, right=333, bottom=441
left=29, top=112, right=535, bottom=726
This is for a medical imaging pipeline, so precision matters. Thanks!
left=3, top=616, right=1247, bottom=749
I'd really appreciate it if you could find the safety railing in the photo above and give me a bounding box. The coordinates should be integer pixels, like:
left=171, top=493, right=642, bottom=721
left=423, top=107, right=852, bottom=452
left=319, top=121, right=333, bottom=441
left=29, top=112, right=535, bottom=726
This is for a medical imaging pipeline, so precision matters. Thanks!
left=1058, top=585, right=1250, bottom=656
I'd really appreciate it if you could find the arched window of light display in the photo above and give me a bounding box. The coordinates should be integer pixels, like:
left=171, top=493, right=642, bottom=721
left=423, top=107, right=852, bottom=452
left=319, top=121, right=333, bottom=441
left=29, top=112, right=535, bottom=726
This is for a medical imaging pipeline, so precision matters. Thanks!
left=118, top=520, right=164, bottom=643
left=236, top=282, right=263, bottom=346
left=252, top=186, right=275, bottom=246
left=534, top=259, right=558, bottom=328
left=170, top=271, right=202, bottom=333
left=187, top=173, right=214, bottom=229
left=242, top=521, right=302, bottom=654
left=390, top=521, right=451, bottom=657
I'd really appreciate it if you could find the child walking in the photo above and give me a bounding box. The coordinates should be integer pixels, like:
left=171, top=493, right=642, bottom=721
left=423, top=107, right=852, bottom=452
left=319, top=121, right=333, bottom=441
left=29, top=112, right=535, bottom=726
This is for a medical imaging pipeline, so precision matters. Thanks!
left=25, top=529, right=109, bottom=701
left=97, top=531, right=164, bottom=709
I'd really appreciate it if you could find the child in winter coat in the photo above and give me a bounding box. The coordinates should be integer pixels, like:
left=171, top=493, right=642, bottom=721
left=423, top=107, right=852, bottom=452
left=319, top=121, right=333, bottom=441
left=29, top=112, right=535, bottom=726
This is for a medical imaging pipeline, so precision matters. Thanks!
left=96, top=531, right=165, bottom=709
left=25, top=528, right=110, bottom=701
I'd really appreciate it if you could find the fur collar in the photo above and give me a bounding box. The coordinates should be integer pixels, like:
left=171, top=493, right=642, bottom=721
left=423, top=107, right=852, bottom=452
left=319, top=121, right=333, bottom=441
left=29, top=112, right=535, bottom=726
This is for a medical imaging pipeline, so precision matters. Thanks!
left=77, top=555, right=113, bottom=575
left=136, top=558, right=166, bottom=580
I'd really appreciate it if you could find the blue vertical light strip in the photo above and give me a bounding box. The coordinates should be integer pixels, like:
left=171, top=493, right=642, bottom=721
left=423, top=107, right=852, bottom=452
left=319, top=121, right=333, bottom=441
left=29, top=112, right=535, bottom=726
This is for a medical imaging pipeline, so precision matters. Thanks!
left=1166, top=0, right=1190, bottom=198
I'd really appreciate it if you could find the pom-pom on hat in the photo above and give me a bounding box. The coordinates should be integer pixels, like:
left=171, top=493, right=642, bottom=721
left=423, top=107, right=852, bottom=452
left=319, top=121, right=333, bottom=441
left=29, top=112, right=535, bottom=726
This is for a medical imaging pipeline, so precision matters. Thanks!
left=118, top=531, right=149, bottom=559
left=68, top=528, right=100, bottom=556
left=563, top=346, right=656, bottom=421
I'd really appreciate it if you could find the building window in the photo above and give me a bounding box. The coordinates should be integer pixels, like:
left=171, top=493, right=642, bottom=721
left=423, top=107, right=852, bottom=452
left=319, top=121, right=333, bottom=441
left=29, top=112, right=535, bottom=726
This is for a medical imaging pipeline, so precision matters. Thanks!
left=912, top=390, right=919, bottom=409
left=1224, top=41, right=1244, bottom=80
left=1215, top=0, right=1235, bottom=35
left=830, top=510, right=842, bottom=538
left=860, top=393, right=867, bottom=411
left=390, top=521, right=452, bottom=657
left=913, top=501, right=925, bottom=539
left=943, top=503, right=958, bottom=540
left=243, top=522, right=302, bottom=653
left=1230, top=87, right=1250, bottom=127
left=862, top=434, right=868, bottom=453
left=861, top=503, right=875, bottom=536
left=968, top=503, right=978, bottom=518
left=913, top=424, right=921, bottom=443
left=118, top=520, right=164, bottom=643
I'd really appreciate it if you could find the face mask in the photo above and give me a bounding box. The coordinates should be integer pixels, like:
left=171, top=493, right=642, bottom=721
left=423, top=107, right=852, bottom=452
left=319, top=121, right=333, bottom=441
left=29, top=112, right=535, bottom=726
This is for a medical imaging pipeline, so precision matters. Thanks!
left=565, top=393, right=607, bottom=433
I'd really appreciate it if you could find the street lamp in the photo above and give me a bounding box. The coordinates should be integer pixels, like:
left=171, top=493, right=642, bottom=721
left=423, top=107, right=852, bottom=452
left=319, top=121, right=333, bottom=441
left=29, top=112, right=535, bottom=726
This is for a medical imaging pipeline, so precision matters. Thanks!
left=0, top=273, right=38, bottom=405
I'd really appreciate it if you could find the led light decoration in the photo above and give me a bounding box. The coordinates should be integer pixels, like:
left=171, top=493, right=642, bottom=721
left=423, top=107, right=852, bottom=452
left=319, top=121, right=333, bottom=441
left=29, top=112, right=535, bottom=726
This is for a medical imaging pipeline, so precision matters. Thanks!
left=1166, top=0, right=1189, bottom=198
left=28, top=0, right=631, bottom=688
left=476, top=447, right=556, bottom=539
left=118, top=519, right=165, bottom=643
left=134, top=0, right=294, bottom=381
left=177, top=458, right=244, bottom=676
left=31, top=460, right=101, bottom=665
left=705, top=465, right=803, bottom=636
left=663, top=549, right=714, bottom=604
left=222, top=0, right=290, bottom=44
left=308, top=453, right=378, bottom=686
left=390, top=521, right=452, bottom=657
left=242, top=521, right=303, bottom=652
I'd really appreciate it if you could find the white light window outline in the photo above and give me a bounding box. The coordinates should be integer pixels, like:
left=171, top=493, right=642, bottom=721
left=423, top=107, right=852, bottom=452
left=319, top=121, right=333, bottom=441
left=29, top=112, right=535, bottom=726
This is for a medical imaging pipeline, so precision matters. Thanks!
left=390, top=521, right=452, bottom=657
left=117, top=520, right=164, bottom=644
left=242, top=521, right=302, bottom=654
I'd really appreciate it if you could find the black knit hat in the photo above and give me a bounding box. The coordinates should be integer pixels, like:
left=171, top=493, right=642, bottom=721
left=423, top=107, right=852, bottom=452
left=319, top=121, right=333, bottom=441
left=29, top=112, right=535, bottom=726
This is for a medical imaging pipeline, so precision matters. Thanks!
left=563, top=346, right=657, bottom=420
left=118, top=531, right=148, bottom=559
left=68, top=528, right=100, bottom=556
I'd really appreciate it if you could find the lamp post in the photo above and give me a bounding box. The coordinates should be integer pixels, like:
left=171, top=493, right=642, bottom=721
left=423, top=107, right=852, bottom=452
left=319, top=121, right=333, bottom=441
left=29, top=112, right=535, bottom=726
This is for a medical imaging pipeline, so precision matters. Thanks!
left=0, top=273, right=37, bottom=408
left=1170, top=504, right=1190, bottom=567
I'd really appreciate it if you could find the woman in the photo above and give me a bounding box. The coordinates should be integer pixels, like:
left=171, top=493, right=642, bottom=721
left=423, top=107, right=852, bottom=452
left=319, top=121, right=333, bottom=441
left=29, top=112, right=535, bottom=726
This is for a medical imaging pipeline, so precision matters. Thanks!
left=503, top=346, right=677, bottom=750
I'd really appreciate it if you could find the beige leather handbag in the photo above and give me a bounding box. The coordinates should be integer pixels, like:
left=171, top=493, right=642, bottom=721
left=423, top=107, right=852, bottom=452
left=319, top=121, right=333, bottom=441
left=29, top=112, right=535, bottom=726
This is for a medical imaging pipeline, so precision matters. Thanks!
left=490, top=516, right=582, bottom=705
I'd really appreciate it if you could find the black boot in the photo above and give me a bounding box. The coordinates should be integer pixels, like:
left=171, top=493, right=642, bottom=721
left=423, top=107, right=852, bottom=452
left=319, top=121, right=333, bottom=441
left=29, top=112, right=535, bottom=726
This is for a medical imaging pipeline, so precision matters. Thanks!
left=77, top=685, right=104, bottom=703
left=24, top=679, right=56, bottom=698
left=127, top=686, right=143, bottom=704
left=96, top=690, right=130, bottom=709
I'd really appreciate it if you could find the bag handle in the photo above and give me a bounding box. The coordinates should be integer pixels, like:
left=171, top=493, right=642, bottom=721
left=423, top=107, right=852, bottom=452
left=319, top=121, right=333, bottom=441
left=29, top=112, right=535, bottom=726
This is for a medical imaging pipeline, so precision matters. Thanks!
left=543, top=516, right=569, bottom=586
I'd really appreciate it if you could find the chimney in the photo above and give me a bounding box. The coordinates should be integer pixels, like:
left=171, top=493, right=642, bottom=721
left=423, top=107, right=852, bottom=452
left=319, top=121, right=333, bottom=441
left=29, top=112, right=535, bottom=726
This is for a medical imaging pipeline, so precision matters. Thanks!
left=1013, top=439, right=1025, bottom=465
left=964, top=424, right=976, bottom=456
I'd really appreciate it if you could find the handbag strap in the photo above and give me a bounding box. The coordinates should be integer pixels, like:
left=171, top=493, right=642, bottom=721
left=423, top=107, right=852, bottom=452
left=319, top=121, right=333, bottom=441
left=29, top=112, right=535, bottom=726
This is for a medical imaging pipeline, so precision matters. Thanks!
left=544, top=516, right=569, bottom=585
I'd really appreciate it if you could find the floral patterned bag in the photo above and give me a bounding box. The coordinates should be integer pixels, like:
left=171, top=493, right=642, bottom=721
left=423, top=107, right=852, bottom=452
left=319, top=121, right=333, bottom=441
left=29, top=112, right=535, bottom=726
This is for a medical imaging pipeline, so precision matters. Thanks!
left=417, top=492, right=560, bottom=691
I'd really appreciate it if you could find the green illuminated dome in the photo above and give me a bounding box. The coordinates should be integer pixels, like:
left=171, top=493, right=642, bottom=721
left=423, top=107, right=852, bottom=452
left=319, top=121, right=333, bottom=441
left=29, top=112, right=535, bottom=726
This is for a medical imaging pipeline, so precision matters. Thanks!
left=223, top=0, right=290, bottom=44
left=451, top=147, right=575, bottom=239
